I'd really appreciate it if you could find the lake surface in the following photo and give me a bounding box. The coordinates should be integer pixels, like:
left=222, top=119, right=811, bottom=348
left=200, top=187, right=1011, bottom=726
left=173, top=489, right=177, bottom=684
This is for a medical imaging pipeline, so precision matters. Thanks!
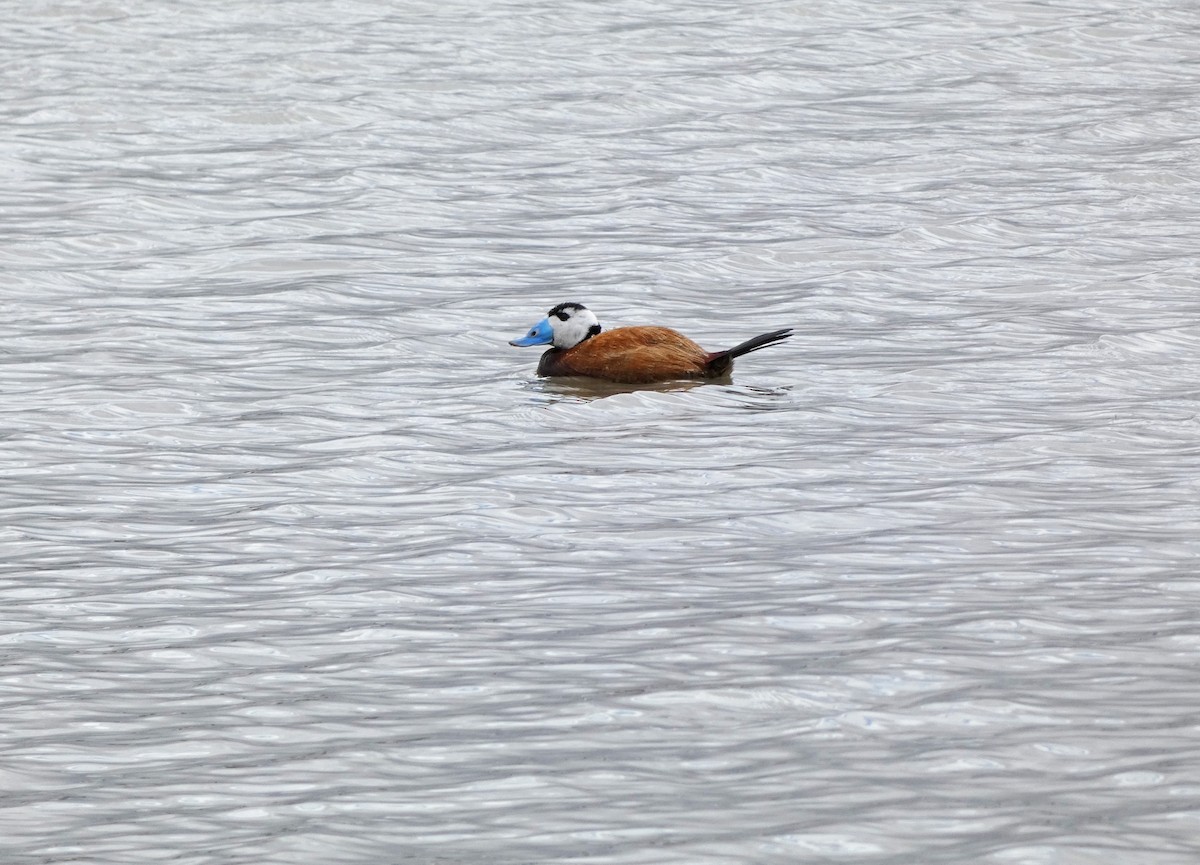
left=4, top=1, right=1200, bottom=863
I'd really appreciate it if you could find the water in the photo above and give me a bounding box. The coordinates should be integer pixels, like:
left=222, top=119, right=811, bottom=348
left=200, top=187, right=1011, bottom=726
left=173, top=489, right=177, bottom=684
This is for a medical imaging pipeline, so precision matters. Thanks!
left=4, top=1, right=1200, bottom=862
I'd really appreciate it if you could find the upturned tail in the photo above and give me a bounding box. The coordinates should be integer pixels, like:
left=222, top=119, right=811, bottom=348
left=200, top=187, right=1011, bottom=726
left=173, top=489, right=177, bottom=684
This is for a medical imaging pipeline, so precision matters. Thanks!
left=704, top=328, right=792, bottom=377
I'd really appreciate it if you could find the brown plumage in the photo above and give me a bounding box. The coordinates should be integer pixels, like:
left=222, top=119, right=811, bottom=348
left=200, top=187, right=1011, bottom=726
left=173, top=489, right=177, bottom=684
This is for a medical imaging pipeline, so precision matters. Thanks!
left=510, top=303, right=791, bottom=384
left=538, top=326, right=711, bottom=383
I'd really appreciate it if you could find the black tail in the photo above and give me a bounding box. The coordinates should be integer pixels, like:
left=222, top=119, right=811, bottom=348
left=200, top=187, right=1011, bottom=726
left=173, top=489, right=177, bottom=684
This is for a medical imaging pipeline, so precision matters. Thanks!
left=705, top=328, right=792, bottom=376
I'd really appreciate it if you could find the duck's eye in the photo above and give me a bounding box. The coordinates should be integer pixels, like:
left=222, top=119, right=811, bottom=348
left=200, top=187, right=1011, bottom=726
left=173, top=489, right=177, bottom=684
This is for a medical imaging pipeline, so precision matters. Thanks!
left=555, top=312, right=569, bottom=321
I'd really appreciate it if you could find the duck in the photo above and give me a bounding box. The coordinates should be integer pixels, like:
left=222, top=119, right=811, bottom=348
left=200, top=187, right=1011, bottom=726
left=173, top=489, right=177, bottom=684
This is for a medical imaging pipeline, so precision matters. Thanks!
left=509, top=302, right=791, bottom=384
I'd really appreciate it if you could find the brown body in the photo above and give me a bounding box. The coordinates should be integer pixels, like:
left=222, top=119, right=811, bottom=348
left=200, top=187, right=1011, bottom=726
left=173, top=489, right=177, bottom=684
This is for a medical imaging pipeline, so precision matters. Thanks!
left=536, top=325, right=788, bottom=384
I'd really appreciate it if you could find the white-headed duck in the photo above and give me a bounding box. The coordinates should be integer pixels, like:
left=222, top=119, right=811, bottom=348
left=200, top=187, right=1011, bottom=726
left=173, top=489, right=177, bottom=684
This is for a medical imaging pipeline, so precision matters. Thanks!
left=510, top=302, right=791, bottom=384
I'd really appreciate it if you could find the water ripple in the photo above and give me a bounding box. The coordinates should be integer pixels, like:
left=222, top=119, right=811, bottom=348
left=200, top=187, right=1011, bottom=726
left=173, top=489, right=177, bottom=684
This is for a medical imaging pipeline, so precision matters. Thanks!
left=4, top=1, right=1200, bottom=863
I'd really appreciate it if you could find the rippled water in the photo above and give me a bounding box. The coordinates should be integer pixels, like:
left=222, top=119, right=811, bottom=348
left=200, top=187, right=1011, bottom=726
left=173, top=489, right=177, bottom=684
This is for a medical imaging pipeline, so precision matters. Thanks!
left=5, top=1, right=1200, bottom=863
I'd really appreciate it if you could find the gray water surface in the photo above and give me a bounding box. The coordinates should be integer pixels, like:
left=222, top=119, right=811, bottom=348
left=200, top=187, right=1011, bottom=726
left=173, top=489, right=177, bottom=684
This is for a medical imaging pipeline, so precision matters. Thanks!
left=4, top=1, right=1200, bottom=863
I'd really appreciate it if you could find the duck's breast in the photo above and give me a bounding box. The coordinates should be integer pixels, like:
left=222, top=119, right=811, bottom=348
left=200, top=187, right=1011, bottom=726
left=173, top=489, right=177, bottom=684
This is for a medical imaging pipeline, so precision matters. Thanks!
left=544, top=326, right=710, bottom=383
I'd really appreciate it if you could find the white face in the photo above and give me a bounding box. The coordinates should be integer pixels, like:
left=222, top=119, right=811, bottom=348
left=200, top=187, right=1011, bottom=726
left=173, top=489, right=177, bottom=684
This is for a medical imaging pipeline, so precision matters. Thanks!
left=548, top=303, right=601, bottom=349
